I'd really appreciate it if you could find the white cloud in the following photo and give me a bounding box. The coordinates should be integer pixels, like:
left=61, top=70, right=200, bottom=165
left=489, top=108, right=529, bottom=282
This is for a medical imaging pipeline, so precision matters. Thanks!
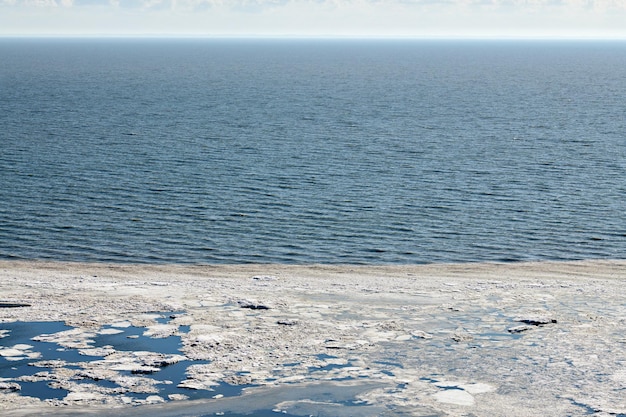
left=1, top=0, right=626, bottom=37
left=4, top=0, right=626, bottom=11
left=23, top=0, right=58, bottom=6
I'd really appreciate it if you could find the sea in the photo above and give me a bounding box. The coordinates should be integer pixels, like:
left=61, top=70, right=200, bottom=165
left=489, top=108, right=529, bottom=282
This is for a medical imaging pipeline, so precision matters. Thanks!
left=1, top=38, right=625, bottom=264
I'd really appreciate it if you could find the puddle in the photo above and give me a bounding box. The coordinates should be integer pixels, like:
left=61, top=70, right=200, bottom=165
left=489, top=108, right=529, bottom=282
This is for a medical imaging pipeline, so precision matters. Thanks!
left=316, top=353, right=337, bottom=360
left=93, top=324, right=183, bottom=354
left=154, top=313, right=181, bottom=325
left=2, top=315, right=388, bottom=414
left=0, top=322, right=73, bottom=399
left=0, top=321, right=76, bottom=368
left=24, top=381, right=69, bottom=400
left=0, top=313, right=235, bottom=403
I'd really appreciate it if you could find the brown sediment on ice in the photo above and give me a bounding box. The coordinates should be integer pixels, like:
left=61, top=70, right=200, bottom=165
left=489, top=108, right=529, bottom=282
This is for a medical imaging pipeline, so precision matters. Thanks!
left=0, top=260, right=625, bottom=416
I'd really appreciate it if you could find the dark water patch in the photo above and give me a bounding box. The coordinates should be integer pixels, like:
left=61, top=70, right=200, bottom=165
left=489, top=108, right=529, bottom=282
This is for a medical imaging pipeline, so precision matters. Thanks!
left=2, top=364, right=43, bottom=379
left=48, top=347, right=88, bottom=363
left=0, top=316, right=236, bottom=404
left=18, top=380, right=69, bottom=401
left=0, top=321, right=78, bottom=376
left=93, top=326, right=183, bottom=355
left=316, top=353, right=338, bottom=361
left=155, top=313, right=185, bottom=325
left=0, top=321, right=73, bottom=345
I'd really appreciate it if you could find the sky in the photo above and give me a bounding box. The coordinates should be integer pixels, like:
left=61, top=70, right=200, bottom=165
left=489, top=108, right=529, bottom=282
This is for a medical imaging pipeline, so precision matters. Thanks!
left=1, top=0, right=626, bottom=39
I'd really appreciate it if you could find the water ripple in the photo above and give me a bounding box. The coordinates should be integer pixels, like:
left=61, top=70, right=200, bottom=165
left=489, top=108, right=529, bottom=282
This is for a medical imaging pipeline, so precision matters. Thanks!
left=1, top=39, right=625, bottom=264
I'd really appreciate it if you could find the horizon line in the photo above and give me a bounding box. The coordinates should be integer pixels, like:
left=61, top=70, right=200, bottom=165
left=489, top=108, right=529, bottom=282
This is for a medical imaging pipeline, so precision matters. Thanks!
left=3, top=34, right=626, bottom=41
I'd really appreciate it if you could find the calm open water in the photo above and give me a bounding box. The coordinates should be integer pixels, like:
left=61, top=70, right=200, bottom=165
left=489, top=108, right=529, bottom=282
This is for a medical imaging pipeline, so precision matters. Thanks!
left=1, top=39, right=625, bottom=264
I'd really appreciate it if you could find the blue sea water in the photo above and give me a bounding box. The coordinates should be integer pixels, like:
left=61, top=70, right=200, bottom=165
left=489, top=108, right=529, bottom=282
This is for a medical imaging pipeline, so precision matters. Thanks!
left=1, top=38, right=625, bottom=264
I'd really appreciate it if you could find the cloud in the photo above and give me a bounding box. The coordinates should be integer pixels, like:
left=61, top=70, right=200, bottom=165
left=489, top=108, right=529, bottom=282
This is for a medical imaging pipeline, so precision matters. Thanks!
left=1, top=0, right=626, bottom=37
left=3, top=0, right=626, bottom=11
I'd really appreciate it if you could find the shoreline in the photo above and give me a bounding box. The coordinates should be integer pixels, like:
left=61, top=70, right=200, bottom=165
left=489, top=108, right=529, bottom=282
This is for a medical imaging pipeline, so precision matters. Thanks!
left=1, top=259, right=625, bottom=416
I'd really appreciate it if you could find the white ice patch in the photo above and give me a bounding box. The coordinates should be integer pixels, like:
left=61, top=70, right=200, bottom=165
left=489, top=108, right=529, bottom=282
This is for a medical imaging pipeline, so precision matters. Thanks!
left=612, top=369, right=626, bottom=387
left=143, top=324, right=177, bottom=338
left=459, top=382, right=495, bottom=394
left=99, top=328, right=125, bottom=335
left=110, top=321, right=132, bottom=328
left=433, top=389, right=475, bottom=406
left=0, top=344, right=39, bottom=359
